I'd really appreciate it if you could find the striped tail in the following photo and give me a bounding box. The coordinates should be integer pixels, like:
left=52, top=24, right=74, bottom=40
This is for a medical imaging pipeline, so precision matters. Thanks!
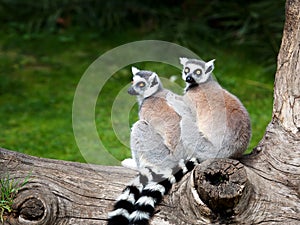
left=128, top=158, right=199, bottom=225
left=107, top=169, right=153, bottom=225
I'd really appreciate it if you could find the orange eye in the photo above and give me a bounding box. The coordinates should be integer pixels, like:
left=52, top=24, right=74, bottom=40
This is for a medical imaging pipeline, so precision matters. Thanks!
left=138, top=82, right=145, bottom=87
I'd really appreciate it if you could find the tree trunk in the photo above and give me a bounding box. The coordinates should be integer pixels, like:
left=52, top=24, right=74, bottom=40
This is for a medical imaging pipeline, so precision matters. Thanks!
left=1, top=0, right=300, bottom=224
left=273, top=0, right=300, bottom=134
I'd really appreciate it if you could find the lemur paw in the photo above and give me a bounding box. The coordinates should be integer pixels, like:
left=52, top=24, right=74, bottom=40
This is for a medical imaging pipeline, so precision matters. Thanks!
left=121, top=158, right=138, bottom=170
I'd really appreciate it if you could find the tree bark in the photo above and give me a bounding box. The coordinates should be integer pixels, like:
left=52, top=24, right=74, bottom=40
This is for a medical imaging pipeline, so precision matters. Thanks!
left=273, top=0, right=300, bottom=134
left=0, top=148, right=137, bottom=225
left=1, top=0, right=300, bottom=224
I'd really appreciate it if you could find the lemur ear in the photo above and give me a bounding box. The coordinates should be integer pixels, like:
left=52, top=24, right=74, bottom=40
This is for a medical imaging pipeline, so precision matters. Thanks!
left=131, top=67, right=140, bottom=76
left=149, top=73, right=159, bottom=87
left=205, top=59, right=215, bottom=74
left=179, top=57, right=189, bottom=65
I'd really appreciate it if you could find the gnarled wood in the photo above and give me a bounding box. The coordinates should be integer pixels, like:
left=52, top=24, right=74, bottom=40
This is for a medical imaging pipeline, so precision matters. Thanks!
left=0, top=148, right=136, bottom=225
left=0, top=149, right=253, bottom=225
left=1, top=145, right=299, bottom=225
left=273, top=0, right=300, bottom=134
left=194, top=159, right=250, bottom=216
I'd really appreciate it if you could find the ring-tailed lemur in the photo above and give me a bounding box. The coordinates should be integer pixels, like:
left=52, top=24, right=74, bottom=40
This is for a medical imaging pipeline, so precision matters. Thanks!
left=167, top=57, right=251, bottom=160
left=108, top=60, right=251, bottom=225
left=107, top=67, right=200, bottom=225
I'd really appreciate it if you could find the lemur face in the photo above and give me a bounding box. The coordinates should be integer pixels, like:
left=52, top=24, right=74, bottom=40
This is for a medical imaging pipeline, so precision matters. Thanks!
left=180, top=58, right=215, bottom=85
left=128, top=67, right=160, bottom=98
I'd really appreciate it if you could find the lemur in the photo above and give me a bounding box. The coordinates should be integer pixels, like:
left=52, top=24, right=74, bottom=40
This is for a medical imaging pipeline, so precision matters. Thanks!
left=166, top=58, right=251, bottom=160
left=107, top=67, right=200, bottom=225
left=108, top=59, right=252, bottom=225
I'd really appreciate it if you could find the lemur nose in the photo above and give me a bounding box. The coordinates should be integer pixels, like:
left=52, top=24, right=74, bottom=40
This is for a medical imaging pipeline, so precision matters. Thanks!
left=186, top=76, right=195, bottom=83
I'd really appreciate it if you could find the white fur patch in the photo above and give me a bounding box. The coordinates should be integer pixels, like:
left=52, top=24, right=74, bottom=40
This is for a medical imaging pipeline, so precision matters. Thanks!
left=116, top=190, right=136, bottom=205
left=168, top=175, right=176, bottom=184
left=178, top=159, right=188, bottom=174
left=121, top=158, right=138, bottom=170
left=179, top=57, right=189, bottom=65
left=108, top=208, right=130, bottom=219
left=136, top=196, right=155, bottom=207
left=190, top=157, right=197, bottom=163
left=144, top=183, right=165, bottom=195
left=129, top=211, right=150, bottom=221
left=132, top=66, right=140, bottom=75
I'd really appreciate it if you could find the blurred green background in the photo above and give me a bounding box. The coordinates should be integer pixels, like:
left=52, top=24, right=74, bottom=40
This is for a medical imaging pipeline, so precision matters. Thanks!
left=0, top=0, right=285, bottom=164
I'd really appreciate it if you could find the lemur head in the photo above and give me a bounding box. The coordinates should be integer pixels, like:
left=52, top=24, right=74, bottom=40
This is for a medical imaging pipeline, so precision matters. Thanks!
left=128, top=67, right=162, bottom=99
left=179, top=57, right=215, bottom=86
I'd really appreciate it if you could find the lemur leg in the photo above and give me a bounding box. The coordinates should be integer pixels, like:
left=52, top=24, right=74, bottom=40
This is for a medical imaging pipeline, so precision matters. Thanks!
left=130, top=120, right=176, bottom=172
left=180, top=116, right=216, bottom=161
left=166, top=92, right=216, bottom=161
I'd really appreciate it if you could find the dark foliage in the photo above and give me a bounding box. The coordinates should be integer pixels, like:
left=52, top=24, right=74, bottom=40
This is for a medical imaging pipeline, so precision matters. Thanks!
left=0, top=0, right=285, bottom=60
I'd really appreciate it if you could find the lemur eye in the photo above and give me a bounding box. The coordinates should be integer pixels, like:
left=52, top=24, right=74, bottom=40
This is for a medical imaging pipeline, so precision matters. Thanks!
left=184, top=67, right=190, bottom=74
left=137, top=82, right=145, bottom=87
left=195, top=69, right=202, bottom=75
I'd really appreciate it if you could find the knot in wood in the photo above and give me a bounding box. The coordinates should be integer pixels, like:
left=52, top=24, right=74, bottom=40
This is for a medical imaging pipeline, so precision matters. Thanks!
left=9, top=188, right=58, bottom=225
left=19, top=198, right=44, bottom=221
left=194, top=159, right=248, bottom=217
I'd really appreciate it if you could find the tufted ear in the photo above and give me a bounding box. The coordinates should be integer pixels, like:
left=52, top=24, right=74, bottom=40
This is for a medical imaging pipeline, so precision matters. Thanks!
left=131, top=67, right=140, bottom=76
left=179, top=57, right=189, bottom=65
left=149, top=72, right=159, bottom=87
left=205, top=59, right=215, bottom=74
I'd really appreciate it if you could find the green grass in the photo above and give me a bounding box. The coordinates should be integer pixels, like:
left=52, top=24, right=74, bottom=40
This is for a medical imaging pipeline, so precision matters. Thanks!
left=0, top=28, right=274, bottom=164
left=0, top=173, right=30, bottom=223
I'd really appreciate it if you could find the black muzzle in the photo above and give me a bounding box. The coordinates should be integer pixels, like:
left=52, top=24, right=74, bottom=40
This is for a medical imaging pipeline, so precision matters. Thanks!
left=128, top=86, right=139, bottom=95
left=186, top=76, right=195, bottom=83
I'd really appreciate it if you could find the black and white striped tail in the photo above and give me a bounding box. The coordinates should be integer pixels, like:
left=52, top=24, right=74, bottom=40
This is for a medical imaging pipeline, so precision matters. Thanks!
left=128, top=158, right=199, bottom=225
left=107, top=169, right=152, bottom=225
